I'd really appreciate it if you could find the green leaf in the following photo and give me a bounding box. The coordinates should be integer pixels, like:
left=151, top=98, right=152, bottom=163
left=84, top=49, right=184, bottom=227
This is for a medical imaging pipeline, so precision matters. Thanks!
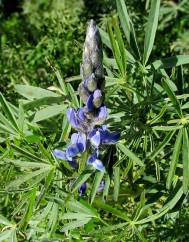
left=11, top=144, right=48, bottom=164
left=0, top=230, right=14, bottom=242
left=148, top=131, right=175, bottom=161
left=15, top=85, right=59, bottom=100
left=62, top=212, right=92, bottom=220
left=162, top=78, right=182, bottom=117
left=68, top=199, right=98, bottom=217
left=0, top=215, right=12, bottom=226
left=166, top=129, right=183, bottom=189
left=116, top=0, right=140, bottom=59
left=100, top=28, right=135, bottom=63
left=94, top=199, right=130, bottom=222
left=33, top=104, right=65, bottom=122
left=23, top=96, right=64, bottom=111
left=90, top=170, right=105, bottom=204
left=113, top=166, right=120, bottom=202
left=53, top=67, right=69, bottom=96
left=136, top=187, right=183, bottom=224
left=107, top=20, right=124, bottom=75
left=102, top=174, right=110, bottom=201
left=182, top=128, right=189, bottom=193
left=60, top=218, right=91, bottom=232
left=6, top=167, right=50, bottom=189
left=5, top=159, right=50, bottom=168
left=153, top=55, right=189, bottom=69
left=20, top=188, right=37, bottom=230
left=117, top=143, right=144, bottom=166
left=67, top=83, right=79, bottom=108
left=143, top=0, right=160, bottom=65
left=0, top=93, right=19, bottom=131
left=71, top=168, right=93, bottom=192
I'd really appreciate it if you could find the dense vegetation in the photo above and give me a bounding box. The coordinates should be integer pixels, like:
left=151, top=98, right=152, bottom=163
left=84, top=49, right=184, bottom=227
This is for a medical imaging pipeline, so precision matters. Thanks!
left=1, top=0, right=189, bottom=241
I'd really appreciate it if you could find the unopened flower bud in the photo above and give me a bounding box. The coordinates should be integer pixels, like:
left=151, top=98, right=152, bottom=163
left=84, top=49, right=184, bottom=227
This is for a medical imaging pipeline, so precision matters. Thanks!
left=78, top=83, right=90, bottom=103
left=86, top=74, right=97, bottom=92
left=93, top=89, right=103, bottom=108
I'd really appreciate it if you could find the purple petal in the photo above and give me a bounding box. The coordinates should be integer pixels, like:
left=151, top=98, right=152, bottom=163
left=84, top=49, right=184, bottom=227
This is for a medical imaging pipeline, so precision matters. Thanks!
left=86, top=94, right=94, bottom=111
left=53, top=149, right=67, bottom=160
left=87, top=150, right=98, bottom=164
left=77, top=108, right=87, bottom=121
left=98, top=105, right=107, bottom=120
left=71, top=132, right=86, bottom=151
left=90, top=130, right=101, bottom=147
left=93, top=89, right=102, bottom=99
left=92, top=159, right=105, bottom=171
left=66, top=108, right=79, bottom=129
left=101, top=130, right=120, bottom=145
left=66, top=144, right=80, bottom=157
left=78, top=182, right=87, bottom=195
left=94, top=105, right=107, bottom=125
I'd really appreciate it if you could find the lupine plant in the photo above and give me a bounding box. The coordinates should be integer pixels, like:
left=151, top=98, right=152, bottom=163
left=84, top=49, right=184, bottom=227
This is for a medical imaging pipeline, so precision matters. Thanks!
left=1, top=0, right=189, bottom=241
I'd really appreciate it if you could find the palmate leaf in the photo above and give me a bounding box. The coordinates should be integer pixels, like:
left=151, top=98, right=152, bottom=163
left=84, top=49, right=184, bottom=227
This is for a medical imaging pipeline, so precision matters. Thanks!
left=6, top=166, right=51, bottom=190
left=135, top=187, right=183, bottom=224
left=60, top=218, right=91, bottom=233
left=143, top=0, right=160, bottom=65
left=94, top=199, right=130, bottom=222
left=11, top=144, right=49, bottom=164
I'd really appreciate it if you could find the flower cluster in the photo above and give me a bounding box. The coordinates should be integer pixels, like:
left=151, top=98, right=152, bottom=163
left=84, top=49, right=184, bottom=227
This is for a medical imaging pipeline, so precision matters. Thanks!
left=54, top=20, right=120, bottom=182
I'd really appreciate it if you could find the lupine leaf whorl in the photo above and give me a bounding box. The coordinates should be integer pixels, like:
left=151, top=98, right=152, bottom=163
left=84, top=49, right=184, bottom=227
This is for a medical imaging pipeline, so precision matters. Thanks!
left=79, top=19, right=104, bottom=104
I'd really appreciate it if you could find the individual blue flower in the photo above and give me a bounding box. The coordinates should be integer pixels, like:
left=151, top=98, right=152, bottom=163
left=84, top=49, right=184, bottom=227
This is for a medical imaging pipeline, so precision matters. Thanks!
left=87, top=149, right=104, bottom=171
left=78, top=182, right=87, bottom=195
left=53, top=132, right=86, bottom=169
left=88, top=126, right=120, bottom=148
left=67, top=107, right=90, bottom=132
left=53, top=149, right=77, bottom=169
left=93, top=105, right=107, bottom=125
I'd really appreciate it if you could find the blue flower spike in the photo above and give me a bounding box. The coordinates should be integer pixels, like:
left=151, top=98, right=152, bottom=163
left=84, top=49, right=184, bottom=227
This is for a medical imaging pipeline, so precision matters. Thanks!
left=53, top=19, right=120, bottom=194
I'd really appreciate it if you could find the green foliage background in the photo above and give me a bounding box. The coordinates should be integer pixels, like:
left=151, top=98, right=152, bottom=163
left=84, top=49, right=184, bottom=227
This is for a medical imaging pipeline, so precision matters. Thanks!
left=1, top=0, right=189, bottom=241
